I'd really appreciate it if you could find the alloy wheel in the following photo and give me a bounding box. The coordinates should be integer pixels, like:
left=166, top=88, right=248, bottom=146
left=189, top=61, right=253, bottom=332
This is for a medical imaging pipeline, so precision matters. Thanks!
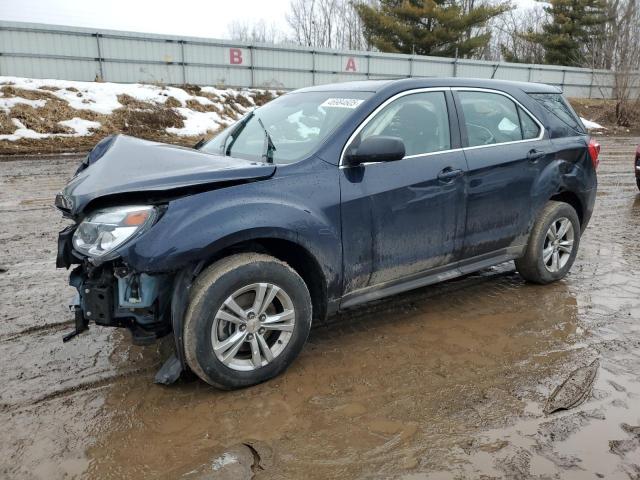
left=211, top=283, right=295, bottom=371
left=543, top=217, right=574, bottom=273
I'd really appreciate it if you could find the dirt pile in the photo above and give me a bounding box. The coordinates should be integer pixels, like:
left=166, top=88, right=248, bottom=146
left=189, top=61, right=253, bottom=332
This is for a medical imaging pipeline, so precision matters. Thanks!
left=570, top=97, right=640, bottom=135
left=0, top=79, right=280, bottom=155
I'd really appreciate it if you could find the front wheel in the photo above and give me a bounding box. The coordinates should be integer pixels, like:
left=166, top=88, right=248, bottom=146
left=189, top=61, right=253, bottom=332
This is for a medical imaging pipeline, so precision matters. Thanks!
left=516, top=201, right=581, bottom=284
left=183, top=253, right=312, bottom=389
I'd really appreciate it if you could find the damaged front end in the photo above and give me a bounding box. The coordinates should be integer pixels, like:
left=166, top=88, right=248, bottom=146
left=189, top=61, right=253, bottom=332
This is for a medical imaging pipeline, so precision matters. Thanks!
left=55, top=186, right=186, bottom=380
left=54, top=134, right=277, bottom=384
left=56, top=215, right=194, bottom=384
left=56, top=203, right=170, bottom=335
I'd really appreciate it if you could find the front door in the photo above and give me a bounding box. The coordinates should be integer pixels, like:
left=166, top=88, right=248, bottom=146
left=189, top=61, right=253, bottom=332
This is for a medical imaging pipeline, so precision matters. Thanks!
left=340, top=90, right=468, bottom=293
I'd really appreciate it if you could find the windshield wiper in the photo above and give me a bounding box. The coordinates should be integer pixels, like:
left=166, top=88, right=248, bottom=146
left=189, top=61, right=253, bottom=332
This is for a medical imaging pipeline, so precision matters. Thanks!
left=257, top=117, right=277, bottom=164
left=224, top=110, right=255, bottom=155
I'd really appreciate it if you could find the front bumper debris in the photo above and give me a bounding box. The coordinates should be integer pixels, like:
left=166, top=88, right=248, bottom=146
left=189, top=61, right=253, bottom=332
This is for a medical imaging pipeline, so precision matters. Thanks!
left=62, top=294, right=88, bottom=342
left=57, top=227, right=172, bottom=345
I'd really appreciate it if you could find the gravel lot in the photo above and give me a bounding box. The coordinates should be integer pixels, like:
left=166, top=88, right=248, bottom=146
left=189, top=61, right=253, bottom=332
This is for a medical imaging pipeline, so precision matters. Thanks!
left=1, top=136, right=639, bottom=479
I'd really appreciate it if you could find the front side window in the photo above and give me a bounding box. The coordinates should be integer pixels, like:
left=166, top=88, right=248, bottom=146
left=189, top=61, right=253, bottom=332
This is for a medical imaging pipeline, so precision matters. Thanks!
left=201, top=91, right=372, bottom=164
left=350, top=91, right=451, bottom=157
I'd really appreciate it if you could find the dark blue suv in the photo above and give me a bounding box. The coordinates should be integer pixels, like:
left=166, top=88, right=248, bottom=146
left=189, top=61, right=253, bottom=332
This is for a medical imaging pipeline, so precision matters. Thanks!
left=56, top=78, right=599, bottom=389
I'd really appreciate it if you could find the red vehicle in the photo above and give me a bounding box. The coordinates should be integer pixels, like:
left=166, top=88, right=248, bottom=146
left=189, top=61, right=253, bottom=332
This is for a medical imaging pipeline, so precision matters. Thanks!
left=636, top=144, right=640, bottom=190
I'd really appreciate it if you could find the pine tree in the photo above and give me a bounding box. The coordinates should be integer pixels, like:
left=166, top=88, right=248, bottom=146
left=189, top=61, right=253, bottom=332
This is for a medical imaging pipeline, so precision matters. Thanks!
left=354, top=0, right=511, bottom=58
left=526, top=0, right=610, bottom=66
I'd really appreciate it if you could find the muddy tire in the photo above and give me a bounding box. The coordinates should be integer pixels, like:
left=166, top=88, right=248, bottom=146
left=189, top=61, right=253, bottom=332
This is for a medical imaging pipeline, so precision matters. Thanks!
left=516, top=201, right=581, bottom=285
left=183, top=253, right=312, bottom=389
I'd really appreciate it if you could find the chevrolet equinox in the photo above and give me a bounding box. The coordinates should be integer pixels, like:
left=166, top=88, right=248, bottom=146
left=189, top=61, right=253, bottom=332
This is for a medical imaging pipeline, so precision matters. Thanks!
left=55, top=78, right=599, bottom=389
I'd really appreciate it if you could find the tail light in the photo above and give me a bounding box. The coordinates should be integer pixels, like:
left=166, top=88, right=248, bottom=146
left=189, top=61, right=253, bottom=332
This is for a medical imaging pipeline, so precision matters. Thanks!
left=588, top=138, right=600, bottom=170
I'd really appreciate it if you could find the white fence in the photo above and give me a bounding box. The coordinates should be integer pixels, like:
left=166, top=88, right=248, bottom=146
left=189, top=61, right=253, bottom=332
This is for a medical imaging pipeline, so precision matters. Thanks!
left=1, top=20, right=638, bottom=99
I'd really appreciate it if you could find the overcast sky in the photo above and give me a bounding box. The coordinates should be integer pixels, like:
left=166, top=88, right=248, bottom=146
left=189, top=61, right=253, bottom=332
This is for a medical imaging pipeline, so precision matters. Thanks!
left=0, top=0, right=293, bottom=38
left=1, top=0, right=537, bottom=40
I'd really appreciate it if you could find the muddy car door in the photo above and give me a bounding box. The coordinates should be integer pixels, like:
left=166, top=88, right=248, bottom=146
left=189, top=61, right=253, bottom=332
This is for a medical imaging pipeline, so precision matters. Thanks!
left=339, top=89, right=467, bottom=297
left=453, top=88, right=550, bottom=259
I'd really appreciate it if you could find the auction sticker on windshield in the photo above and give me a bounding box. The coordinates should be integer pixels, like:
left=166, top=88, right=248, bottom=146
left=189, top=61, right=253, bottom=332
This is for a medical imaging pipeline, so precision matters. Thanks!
left=320, top=98, right=364, bottom=109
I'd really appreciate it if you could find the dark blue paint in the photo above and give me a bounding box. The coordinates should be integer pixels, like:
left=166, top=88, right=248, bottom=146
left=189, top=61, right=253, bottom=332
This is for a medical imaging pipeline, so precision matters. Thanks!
left=59, top=77, right=597, bottom=323
left=59, top=135, right=275, bottom=216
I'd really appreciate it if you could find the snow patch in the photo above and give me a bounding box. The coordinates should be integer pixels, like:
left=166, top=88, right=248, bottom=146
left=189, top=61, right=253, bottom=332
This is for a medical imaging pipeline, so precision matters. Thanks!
left=59, top=117, right=102, bottom=136
left=0, top=97, right=46, bottom=110
left=168, top=108, right=227, bottom=137
left=211, top=453, right=238, bottom=471
left=1, top=123, right=50, bottom=141
left=581, top=117, right=604, bottom=130
left=0, top=76, right=279, bottom=141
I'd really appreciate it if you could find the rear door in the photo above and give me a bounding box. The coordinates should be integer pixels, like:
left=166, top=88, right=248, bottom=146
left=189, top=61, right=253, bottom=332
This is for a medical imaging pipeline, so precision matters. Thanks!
left=340, top=89, right=468, bottom=292
left=453, top=88, right=550, bottom=259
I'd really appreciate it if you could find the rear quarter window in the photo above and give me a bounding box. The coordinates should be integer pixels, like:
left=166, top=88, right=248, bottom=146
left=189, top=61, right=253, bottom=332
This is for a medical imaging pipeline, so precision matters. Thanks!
left=528, top=93, right=586, bottom=135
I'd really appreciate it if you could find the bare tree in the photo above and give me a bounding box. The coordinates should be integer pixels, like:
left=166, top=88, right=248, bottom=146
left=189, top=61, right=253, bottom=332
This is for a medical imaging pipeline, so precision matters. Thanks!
left=609, top=0, right=640, bottom=125
left=286, top=0, right=373, bottom=50
left=227, top=19, right=283, bottom=44
left=490, top=4, right=547, bottom=63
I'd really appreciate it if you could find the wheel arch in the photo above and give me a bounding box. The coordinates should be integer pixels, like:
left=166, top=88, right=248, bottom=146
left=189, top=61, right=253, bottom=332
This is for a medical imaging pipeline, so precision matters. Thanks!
left=200, top=233, right=330, bottom=325
left=549, top=190, right=584, bottom=228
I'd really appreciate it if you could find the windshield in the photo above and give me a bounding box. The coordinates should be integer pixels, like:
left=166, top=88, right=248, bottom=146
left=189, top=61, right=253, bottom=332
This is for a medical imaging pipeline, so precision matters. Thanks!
left=200, top=91, right=372, bottom=164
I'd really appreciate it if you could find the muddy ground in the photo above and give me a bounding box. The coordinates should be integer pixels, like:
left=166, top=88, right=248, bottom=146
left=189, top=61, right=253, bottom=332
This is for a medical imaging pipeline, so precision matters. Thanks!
left=1, top=136, right=639, bottom=479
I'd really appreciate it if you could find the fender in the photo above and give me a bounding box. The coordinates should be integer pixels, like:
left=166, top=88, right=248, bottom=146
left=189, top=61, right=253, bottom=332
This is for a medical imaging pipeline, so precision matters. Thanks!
left=529, top=145, right=595, bottom=234
left=120, top=159, right=343, bottom=297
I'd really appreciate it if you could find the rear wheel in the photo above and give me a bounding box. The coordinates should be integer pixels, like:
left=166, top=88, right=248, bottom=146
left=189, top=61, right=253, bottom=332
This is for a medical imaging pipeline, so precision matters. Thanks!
left=516, top=201, right=580, bottom=284
left=636, top=177, right=640, bottom=191
left=183, top=253, right=312, bottom=389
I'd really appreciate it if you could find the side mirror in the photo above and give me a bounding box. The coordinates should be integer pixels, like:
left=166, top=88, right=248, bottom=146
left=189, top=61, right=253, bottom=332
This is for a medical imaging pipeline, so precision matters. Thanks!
left=344, top=136, right=405, bottom=166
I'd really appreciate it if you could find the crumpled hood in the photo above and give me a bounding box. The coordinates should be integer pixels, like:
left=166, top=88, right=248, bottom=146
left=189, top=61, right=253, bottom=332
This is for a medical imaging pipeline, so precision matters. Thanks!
left=56, top=135, right=276, bottom=216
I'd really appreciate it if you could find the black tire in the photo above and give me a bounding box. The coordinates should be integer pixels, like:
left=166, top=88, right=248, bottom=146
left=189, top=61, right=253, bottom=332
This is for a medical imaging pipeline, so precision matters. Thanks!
left=515, top=201, right=581, bottom=285
left=183, top=253, right=312, bottom=389
left=636, top=177, right=640, bottom=191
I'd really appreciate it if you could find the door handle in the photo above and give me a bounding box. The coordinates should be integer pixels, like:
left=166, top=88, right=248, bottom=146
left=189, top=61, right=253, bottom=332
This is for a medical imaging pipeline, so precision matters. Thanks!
left=438, top=167, right=464, bottom=181
left=527, top=149, right=546, bottom=162
left=437, top=167, right=464, bottom=182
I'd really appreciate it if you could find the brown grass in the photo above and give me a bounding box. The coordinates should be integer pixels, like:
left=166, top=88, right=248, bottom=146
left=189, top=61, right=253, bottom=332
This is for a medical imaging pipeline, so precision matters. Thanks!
left=182, top=84, right=202, bottom=96
left=164, top=96, right=182, bottom=108
left=104, top=106, right=185, bottom=138
left=185, top=99, right=219, bottom=113
left=232, top=94, right=253, bottom=108
left=196, top=91, right=222, bottom=103
left=569, top=98, right=640, bottom=134
left=10, top=104, right=73, bottom=134
left=0, top=112, right=16, bottom=135
left=117, top=94, right=157, bottom=110
left=253, top=90, right=277, bottom=106
left=1, top=86, right=57, bottom=101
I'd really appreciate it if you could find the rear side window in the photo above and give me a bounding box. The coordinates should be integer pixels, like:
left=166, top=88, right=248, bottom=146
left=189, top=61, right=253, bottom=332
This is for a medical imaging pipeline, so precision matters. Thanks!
left=528, top=93, right=585, bottom=134
left=519, top=107, right=541, bottom=139
left=357, top=91, right=451, bottom=157
left=458, top=91, right=541, bottom=147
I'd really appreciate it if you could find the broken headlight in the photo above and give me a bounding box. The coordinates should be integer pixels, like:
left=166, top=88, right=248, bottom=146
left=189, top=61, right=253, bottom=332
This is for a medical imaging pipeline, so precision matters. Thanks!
left=72, top=205, right=158, bottom=260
